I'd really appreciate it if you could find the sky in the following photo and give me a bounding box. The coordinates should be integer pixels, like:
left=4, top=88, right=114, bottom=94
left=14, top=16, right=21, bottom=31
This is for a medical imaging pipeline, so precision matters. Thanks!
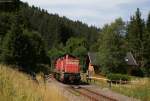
left=21, top=0, right=150, bottom=28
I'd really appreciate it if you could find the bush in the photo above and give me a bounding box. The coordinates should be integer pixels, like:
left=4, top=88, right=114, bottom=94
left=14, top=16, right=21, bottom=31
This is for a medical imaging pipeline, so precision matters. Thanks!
left=107, top=73, right=131, bottom=83
left=131, top=68, right=144, bottom=77
left=1, top=25, right=49, bottom=73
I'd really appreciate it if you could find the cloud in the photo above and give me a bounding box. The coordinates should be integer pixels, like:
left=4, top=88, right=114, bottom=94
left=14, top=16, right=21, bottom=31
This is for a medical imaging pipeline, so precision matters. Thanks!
left=21, top=0, right=150, bottom=27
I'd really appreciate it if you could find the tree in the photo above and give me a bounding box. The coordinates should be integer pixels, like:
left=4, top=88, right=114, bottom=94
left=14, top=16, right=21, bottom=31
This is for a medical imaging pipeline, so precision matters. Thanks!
left=65, top=37, right=87, bottom=72
left=1, top=18, right=23, bottom=65
left=18, top=2, right=99, bottom=49
left=126, top=8, right=145, bottom=68
left=144, top=12, right=150, bottom=76
left=147, top=12, right=150, bottom=33
left=98, top=18, right=126, bottom=74
left=48, top=45, right=65, bottom=71
left=65, top=37, right=87, bottom=54
left=59, top=23, right=73, bottom=45
left=23, top=30, right=49, bottom=65
left=0, top=0, right=20, bottom=12
left=1, top=18, right=48, bottom=73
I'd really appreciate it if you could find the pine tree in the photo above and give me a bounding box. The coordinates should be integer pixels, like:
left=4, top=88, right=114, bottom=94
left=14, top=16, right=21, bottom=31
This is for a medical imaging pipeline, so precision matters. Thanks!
left=146, top=12, right=150, bottom=33
left=127, top=8, right=145, bottom=68
left=144, top=12, right=150, bottom=76
left=1, top=15, right=48, bottom=72
left=1, top=16, right=23, bottom=64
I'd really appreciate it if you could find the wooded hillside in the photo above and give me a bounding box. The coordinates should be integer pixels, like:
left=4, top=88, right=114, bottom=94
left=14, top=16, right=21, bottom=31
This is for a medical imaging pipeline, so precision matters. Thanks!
left=0, top=0, right=150, bottom=77
left=0, top=0, right=99, bottom=73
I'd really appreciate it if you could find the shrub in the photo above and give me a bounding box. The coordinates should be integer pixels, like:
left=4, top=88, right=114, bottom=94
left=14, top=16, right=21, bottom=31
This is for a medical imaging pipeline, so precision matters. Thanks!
left=131, top=68, right=144, bottom=77
left=107, top=73, right=131, bottom=83
left=1, top=26, right=49, bottom=73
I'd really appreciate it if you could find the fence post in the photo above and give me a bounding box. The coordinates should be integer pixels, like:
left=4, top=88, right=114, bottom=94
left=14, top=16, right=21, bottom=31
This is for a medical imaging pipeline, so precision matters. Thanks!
left=109, top=80, right=112, bottom=88
left=120, top=79, right=121, bottom=85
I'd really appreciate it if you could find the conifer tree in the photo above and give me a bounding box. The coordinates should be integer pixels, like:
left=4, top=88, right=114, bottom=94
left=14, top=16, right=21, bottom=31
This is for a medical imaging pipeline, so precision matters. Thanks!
left=127, top=8, right=145, bottom=68
left=144, top=12, right=150, bottom=76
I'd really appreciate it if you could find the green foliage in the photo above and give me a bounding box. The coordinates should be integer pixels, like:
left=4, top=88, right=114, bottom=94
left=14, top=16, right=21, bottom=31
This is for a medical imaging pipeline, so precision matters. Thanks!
left=48, top=47, right=65, bottom=60
left=18, top=2, right=99, bottom=49
left=1, top=19, right=23, bottom=64
left=127, top=8, right=145, bottom=68
left=73, top=46, right=87, bottom=57
left=65, top=37, right=87, bottom=56
left=131, top=68, right=145, bottom=77
left=98, top=18, right=127, bottom=74
left=0, top=0, right=20, bottom=12
left=144, top=13, right=150, bottom=76
left=1, top=0, right=150, bottom=77
left=0, top=13, right=13, bottom=37
left=1, top=19, right=48, bottom=73
left=23, top=30, right=49, bottom=64
left=107, top=73, right=131, bottom=82
left=126, top=8, right=150, bottom=76
left=65, top=37, right=87, bottom=72
left=0, top=1, right=99, bottom=74
left=48, top=46, right=65, bottom=70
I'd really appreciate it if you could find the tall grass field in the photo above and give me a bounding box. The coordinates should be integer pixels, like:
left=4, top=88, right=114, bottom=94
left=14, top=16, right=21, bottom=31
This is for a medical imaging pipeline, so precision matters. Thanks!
left=0, top=65, right=67, bottom=101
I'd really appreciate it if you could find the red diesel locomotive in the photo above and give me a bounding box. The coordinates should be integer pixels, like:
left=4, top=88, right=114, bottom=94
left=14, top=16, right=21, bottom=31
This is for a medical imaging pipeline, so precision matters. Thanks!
left=54, top=54, right=81, bottom=83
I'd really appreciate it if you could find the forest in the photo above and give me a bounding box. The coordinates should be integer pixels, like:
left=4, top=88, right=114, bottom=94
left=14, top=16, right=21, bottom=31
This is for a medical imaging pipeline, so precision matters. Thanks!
left=0, top=0, right=150, bottom=77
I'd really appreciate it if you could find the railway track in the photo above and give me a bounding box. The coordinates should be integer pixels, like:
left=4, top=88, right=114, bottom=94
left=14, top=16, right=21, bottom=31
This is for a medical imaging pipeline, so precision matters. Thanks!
left=68, top=85, right=117, bottom=101
left=48, top=78, right=139, bottom=101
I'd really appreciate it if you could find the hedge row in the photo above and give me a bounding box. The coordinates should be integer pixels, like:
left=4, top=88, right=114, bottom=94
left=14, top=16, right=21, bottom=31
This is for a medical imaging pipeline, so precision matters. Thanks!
left=107, top=73, right=131, bottom=82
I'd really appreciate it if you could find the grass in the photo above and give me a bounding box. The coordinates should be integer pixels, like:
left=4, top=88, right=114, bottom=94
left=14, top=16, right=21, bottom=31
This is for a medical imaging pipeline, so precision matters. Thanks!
left=81, top=73, right=150, bottom=101
left=111, top=77, right=150, bottom=101
left=0, top=64, right=68, bottom=101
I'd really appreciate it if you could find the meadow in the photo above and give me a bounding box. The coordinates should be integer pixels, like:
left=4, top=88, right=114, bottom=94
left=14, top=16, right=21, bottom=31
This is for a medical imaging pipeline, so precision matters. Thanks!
left=0, top=65, right=67, bottom=101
